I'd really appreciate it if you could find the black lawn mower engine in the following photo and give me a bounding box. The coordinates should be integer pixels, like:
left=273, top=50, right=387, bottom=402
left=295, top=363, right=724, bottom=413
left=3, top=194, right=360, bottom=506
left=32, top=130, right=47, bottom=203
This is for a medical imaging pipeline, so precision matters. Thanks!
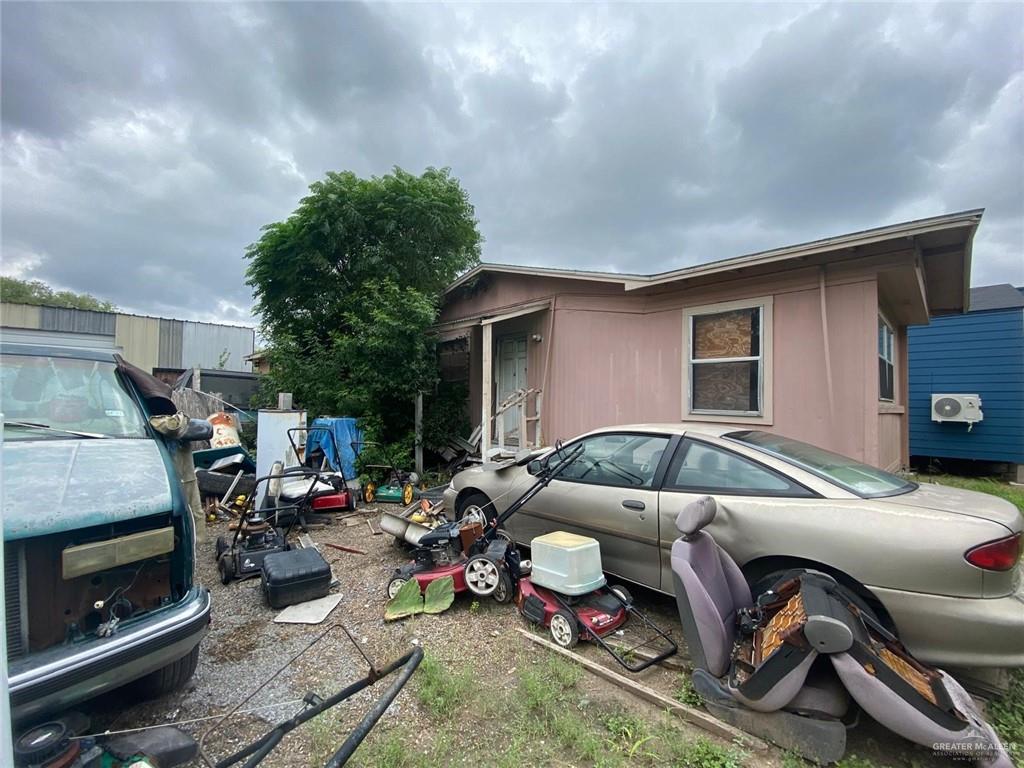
left=216, top=510, right=290, bottom=584
left=412, top=523, right=463, bottom=568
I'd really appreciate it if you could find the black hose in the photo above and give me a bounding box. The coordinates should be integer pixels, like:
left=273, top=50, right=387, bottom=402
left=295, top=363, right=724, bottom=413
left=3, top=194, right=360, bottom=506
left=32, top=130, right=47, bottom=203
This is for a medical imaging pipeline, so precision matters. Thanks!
left=214, top=647, right=424, bottom=768
left=323, top=646, right=423, bottom=767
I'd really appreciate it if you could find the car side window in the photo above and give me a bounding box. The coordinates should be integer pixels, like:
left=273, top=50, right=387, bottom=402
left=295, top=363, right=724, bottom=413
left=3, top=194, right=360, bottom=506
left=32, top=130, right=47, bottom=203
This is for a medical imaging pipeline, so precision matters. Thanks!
left=557, top=433, right=670, bottom=489
left=665, top=439, right=813, bottom=497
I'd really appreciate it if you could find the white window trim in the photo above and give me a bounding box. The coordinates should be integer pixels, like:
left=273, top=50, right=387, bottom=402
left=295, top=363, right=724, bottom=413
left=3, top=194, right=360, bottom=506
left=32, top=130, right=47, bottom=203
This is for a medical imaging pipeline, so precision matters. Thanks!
left=878, top=312, right=896, bottom=403
left=681, top=296, right=773, bottom=425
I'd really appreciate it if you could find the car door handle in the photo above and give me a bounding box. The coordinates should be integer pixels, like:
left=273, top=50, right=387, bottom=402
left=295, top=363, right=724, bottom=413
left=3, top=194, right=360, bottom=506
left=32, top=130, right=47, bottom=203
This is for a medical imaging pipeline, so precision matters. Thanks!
left=622, top=500, right=645, bottom=511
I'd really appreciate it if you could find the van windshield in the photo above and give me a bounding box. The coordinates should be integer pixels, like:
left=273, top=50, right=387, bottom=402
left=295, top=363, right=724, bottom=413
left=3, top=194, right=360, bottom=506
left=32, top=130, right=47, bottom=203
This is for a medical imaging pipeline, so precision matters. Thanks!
left=725, top=430, right=916, bottom=498
left=1, top=355, right=148, bottom=439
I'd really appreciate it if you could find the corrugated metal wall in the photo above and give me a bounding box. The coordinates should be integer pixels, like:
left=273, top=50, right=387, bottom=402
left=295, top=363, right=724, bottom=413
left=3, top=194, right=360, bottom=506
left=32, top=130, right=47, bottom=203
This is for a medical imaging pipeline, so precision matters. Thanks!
left=158, top=319, right=184, bottom=368
left=40, top=306, right=116, bottom=335
left=115, top=314, right=161, bottom=374
left=0, top=304, right=42, bottom=330
left=2, top=303, right=254, bottom=374
left=181, top=322, right=254, bottom=371
left=908, top=307, right=1024, bottom=463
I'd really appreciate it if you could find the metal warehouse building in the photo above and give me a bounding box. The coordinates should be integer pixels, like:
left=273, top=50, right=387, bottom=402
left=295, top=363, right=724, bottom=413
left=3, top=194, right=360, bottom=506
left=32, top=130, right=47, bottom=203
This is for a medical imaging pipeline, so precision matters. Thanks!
left=0, top=303, right=255, bottom=374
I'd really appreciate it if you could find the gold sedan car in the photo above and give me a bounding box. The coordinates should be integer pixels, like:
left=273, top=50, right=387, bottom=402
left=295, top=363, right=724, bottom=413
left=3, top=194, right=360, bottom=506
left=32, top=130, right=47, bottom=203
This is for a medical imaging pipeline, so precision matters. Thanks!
left=443, top=424, right=1024, bottom=669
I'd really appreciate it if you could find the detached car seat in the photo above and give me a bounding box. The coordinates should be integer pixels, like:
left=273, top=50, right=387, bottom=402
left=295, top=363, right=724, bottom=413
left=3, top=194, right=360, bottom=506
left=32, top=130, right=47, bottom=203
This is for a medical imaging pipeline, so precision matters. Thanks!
left=670, top=496, right=849, bottom=762
left=671, top=495, right=1012, bottom=767
left=828, top=612, right=1011, bottom=767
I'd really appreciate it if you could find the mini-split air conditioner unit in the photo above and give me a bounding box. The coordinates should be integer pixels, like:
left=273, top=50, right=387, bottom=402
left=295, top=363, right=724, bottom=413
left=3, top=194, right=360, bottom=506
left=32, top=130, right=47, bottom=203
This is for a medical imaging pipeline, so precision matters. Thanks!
left=931, top=394, right=983, bottom=430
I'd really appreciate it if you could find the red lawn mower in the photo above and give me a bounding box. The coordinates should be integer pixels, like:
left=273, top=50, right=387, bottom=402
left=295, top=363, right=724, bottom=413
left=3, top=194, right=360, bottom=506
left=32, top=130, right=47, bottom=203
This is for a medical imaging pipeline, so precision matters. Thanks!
left=385, top=443, right=678, bottom=672
left=515, top=531, right=677, bottom=672
left=384, top=443, right=585, bottom=602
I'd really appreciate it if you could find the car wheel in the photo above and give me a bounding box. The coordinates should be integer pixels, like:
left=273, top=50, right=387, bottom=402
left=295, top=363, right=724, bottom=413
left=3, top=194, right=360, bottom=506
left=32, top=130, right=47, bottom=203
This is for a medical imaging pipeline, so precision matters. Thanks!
left=132, top=645, right=200, bottom=699
left=749, top=568, right=891, bottom=631
left=457, top=492, right=495, bottom=526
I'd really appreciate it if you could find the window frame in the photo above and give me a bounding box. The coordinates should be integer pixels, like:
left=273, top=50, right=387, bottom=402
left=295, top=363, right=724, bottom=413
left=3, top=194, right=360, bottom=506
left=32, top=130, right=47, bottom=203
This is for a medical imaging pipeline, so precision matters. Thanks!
left=663, top=438, right=819, bottom=498
left=681, top=296, right=774, bottom=424
left=878, top=314, right=896, bottom=402
left=545, top=431, right=676, bottom=491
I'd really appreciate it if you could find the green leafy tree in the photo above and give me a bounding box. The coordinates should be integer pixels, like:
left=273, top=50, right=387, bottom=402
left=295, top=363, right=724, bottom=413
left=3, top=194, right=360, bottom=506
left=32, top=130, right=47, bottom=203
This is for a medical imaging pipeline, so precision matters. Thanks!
left=247, top=167, right=481, bottom=453
left=1, top=276, right=117, bottom=312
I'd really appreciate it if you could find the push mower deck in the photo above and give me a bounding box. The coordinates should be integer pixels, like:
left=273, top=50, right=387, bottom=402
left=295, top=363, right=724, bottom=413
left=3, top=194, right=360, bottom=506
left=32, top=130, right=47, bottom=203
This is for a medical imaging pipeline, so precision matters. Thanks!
left=517, top=577, right=677, bottom=673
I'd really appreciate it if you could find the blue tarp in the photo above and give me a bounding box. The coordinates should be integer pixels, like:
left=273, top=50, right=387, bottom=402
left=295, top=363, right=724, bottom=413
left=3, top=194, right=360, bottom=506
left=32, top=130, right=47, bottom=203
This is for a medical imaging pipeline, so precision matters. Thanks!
left=306, top=417, right=363, bottom=479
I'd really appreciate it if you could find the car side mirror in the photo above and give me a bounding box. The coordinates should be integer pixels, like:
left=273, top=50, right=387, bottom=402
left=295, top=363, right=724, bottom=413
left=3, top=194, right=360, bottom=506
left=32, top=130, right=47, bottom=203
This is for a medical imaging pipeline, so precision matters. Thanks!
left=527, top=459, right=543, bottom=476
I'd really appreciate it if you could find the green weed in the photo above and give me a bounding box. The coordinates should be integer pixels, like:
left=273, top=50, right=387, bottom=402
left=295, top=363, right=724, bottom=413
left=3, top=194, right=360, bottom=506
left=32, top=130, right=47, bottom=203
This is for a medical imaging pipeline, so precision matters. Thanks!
left=988, top=669, right=1024, bottom=764
left=674, top=672, right=704, bottom=708
left=414, top=652, right=474, bottom=719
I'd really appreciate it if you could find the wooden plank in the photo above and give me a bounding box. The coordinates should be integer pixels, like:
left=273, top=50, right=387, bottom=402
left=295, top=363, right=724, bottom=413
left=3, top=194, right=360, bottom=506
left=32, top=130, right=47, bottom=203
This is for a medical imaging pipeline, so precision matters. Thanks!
left=516, top=628, right=767, bottom=750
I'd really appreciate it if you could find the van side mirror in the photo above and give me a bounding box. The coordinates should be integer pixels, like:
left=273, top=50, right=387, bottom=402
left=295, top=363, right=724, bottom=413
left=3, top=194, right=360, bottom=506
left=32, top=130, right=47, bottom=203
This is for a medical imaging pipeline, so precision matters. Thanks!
left=181, top=418, right=214, bottom=442
left=527, top=459, right=543, bottom=476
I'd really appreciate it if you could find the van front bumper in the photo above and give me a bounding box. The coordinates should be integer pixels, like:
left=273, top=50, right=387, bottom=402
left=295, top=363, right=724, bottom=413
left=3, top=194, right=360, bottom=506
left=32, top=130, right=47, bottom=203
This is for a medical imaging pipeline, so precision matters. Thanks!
left=9, top=586, right=211, bottom=721
left=873, top=580, right=1024, bottom=668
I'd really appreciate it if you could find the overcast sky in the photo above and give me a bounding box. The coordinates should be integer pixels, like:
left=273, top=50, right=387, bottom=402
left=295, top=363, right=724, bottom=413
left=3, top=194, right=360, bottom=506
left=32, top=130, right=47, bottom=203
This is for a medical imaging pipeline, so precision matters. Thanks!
left=2, top=2, right=1022, bottom=326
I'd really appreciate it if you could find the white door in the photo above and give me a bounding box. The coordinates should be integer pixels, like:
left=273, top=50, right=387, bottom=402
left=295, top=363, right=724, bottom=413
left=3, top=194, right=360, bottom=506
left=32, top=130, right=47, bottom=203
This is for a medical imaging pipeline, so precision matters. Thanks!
left=496, top=336, right=527, bottom=444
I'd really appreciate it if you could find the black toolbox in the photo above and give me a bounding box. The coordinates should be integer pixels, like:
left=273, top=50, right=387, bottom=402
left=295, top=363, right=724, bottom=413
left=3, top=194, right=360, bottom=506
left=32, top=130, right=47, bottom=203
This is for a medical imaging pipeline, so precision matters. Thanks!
left=261, top=548, right=332, bottom=609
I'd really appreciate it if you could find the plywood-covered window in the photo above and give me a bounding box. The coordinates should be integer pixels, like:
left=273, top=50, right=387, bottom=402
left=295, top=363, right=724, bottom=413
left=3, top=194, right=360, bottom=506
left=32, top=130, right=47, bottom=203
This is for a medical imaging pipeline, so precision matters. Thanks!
left=684, top=297, right=772, bottom=421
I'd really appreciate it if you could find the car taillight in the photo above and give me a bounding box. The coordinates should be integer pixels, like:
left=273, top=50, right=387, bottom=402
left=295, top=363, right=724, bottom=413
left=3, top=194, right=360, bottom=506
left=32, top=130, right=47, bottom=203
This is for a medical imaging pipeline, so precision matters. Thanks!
left=964, top=532, right=1022, bottom=571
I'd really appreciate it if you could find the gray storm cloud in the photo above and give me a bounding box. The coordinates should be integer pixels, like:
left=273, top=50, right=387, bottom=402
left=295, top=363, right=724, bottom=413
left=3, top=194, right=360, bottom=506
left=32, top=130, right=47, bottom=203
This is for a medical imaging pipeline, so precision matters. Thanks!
left=2, top=1, right=1021, bottom=324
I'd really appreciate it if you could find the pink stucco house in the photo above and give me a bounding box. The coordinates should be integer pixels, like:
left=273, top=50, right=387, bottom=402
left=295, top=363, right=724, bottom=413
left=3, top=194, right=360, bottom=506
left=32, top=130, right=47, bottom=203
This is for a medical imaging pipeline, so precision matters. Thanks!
left=434, top=210, right=982, bottom=470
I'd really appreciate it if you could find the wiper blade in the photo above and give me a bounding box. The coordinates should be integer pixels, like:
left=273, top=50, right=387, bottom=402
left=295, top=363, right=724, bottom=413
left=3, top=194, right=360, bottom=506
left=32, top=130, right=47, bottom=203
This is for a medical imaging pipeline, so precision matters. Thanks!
left=4, top=420, right=108, bottom=439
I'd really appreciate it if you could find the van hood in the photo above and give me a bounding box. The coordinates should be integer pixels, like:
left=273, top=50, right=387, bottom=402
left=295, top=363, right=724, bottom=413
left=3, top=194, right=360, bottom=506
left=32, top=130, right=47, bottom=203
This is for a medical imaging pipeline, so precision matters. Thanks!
left=2, top=438, right=173, bottom=540
left=888, top=482, right=1023, bottom=533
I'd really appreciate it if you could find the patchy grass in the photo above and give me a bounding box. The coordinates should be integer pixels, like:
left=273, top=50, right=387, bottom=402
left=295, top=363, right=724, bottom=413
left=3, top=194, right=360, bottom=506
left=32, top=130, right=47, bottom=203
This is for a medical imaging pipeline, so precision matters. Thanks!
left=917, top=474, right=1024, bottom=512
left=833, top=756, right=882, bottom=768
left=307, top=711, right=339, bottom=768
left=988, top=668, right=1024, bottom=765
left=413, top=652, right=474, bottom=719
left=348, top=728, right=448, bottom=768
left=358, top=648, right=749, bottom=767
left=674, top=671, right=704, bottom=708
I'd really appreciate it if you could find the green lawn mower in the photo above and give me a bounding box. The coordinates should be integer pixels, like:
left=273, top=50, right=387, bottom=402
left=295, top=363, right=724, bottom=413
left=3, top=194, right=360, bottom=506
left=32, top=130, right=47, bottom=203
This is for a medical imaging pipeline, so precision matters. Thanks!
left=352, top=440, right=420, bottom=505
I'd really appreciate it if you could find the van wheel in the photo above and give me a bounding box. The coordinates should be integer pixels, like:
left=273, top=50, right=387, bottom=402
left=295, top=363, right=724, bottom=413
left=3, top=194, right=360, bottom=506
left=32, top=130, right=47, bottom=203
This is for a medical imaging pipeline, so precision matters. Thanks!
left=132, top=645, right=200, bottom=699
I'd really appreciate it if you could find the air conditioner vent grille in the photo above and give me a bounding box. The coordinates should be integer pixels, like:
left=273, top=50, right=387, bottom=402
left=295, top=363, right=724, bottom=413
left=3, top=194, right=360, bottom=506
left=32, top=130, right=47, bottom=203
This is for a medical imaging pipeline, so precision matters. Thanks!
left=933, top=397, right=962, bottom=418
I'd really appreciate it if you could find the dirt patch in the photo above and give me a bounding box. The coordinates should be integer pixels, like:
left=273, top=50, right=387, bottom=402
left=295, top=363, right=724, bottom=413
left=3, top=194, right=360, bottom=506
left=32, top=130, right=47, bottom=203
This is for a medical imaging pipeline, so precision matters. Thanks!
left=79, top=504, right=963, bottom=768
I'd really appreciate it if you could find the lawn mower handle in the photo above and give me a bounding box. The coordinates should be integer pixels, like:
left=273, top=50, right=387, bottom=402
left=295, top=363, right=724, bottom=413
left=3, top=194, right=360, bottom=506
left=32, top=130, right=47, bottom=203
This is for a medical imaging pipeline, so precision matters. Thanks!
left=484, top=442, right=584, bottom=541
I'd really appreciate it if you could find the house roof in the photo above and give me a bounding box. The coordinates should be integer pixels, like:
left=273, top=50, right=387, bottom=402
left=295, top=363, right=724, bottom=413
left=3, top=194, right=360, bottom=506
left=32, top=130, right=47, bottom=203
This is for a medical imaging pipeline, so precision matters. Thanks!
left=445, top=209, right=983, bottom=315
left=969, top=283, right=1024, bottom=312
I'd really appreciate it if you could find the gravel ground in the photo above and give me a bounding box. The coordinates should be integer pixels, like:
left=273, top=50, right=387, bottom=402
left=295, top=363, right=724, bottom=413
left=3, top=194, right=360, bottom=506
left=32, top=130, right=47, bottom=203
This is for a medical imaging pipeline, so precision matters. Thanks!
left=79, top=505, right=965, bottom=768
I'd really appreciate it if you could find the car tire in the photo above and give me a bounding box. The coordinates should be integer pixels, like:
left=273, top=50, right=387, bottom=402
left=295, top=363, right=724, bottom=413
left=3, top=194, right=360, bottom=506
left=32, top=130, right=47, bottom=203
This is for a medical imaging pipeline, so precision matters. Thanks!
left=456, top=492, right=495, bottom=526
left=132, top=645, right=200, bottom=699
left=196, top=469, right=255, bottom=499
left=749, top=568, right=892, bottom=631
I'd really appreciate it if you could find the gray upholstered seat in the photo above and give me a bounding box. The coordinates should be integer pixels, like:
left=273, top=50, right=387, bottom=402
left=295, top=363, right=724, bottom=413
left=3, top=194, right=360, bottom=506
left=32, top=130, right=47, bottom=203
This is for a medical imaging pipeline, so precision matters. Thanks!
left=670, top=496, right=847, bottom=716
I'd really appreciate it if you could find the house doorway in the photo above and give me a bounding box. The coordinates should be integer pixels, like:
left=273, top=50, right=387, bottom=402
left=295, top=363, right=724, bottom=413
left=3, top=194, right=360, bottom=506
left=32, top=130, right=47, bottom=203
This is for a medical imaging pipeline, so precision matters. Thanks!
left=496, top=335, right=527, bottom=445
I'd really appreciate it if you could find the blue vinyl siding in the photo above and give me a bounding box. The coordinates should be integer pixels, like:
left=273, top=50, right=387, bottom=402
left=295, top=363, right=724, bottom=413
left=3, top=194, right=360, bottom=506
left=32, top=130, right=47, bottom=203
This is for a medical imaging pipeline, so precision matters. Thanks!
left=908, top=308, right=1024, bottom=463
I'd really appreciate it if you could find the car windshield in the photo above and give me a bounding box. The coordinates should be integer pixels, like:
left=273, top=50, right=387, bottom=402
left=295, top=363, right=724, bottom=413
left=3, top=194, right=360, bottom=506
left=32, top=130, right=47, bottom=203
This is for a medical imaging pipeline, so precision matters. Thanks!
left=1, top=354, right=148, bottom=439
left=725, top=430, right=916, bottom=498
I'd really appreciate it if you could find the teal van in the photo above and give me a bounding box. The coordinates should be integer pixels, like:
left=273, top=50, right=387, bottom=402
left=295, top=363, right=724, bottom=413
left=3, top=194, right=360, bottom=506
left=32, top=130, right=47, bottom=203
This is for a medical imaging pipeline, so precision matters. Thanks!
left=2, top=341, right=211, bottom=722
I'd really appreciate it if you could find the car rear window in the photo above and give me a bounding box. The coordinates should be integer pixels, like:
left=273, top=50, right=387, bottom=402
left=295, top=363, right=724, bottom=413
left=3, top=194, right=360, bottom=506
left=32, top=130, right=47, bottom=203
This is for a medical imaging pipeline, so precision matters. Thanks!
left=725, top=430, right=916, bottom=498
